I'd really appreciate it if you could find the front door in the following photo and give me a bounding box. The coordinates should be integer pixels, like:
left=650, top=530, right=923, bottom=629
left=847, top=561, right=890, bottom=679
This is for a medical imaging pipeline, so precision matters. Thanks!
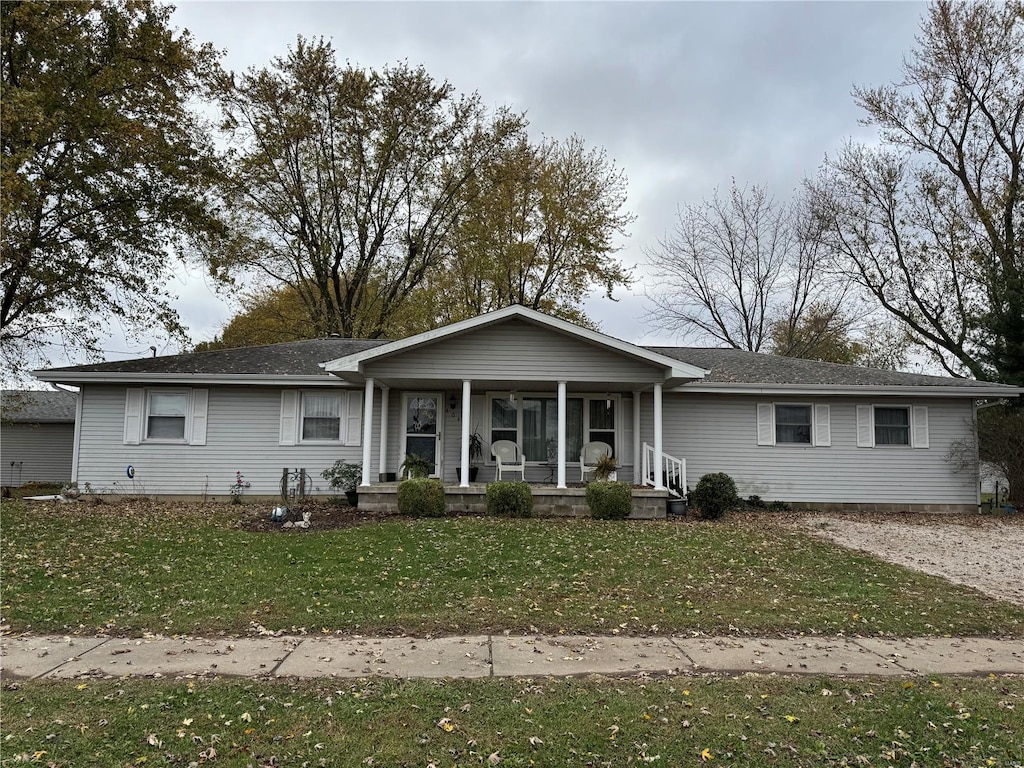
left=403, top=393, right=442, bottom=478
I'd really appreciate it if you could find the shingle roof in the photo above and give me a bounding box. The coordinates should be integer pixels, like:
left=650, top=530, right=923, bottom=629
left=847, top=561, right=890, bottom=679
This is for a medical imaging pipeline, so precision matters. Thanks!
left=647, top=346, right=1006, bottom=388
left=41, top=338, right=388, bottom=376
left=2, top=390, right=78, bottom=422
left=34, top=335, right=1016, bottom=392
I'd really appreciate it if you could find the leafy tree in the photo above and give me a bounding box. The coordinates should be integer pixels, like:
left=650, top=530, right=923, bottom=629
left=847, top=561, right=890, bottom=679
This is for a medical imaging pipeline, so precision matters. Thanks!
left=644, top=183, right=846, bottom=353
left=767, top=304, right=910, bottom=369
left=1, top=0, right=224, bottom=376
left=210, top=37, right=526, bottom=340
left=808, top=0, right=1023, bottom=384
left=432, top=134, right=633, bottom=327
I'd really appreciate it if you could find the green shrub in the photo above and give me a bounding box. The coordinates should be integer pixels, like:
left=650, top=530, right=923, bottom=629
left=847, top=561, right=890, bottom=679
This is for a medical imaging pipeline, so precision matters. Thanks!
left=586, top=481, right=632, bottom=520
left=397, top=478, right=446, bottom=517
left=690, top=472, right=739, bottom=520
left=486, top=481, right=534, bottom=518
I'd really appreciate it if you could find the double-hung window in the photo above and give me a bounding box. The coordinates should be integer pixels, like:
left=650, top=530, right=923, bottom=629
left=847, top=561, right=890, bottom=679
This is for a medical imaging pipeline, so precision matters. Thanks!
left=775, top=404, right=812, bottom=444
left=757, top=402, right=829, bottom=446
left=147, top=392, right=189, bottom=441
left=279, top=390, right=361, bottom=446
left=874, top=406, right=910, bottom=446
left=124, top=388, right=208, bottom=446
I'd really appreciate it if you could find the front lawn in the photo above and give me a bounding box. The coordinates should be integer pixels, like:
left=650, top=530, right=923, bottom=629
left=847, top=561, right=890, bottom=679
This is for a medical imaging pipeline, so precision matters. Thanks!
left=2, top=500, right=1022, bottom=637
left=2, top=675, right=1021, bottom=767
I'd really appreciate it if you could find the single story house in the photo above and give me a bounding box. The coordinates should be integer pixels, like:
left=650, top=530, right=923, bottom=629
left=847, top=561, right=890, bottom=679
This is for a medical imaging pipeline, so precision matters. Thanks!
left=33, top=305, right=1022, bottom=513
left=1, top=389, right=78, bottom=488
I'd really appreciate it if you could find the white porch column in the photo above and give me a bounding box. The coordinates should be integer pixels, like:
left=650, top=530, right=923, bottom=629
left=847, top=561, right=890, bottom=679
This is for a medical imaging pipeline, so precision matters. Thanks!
left=459, top=379, right=472, bottom=488
left=361, top=378, right=375, bottom=487
left=377, top=385, right=389, bottom=483
left=653, top=383, right=664, bottom=490
left=557, top=380, right=567, bottom=489
left=632, top=389, right=642, bottom=485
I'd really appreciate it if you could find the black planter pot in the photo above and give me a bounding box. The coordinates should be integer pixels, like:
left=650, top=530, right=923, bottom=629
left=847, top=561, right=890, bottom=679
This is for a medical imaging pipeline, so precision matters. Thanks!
left=455, top=467, right=480, bottom=482
left=666, top=497, right=687, bottom=516
left=345, top=490, right=359, bottom=507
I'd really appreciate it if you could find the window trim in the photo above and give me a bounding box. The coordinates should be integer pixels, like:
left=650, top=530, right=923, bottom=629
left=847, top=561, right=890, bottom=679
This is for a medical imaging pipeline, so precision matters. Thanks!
left=486, top=391, right=619, bottom=464
left=774, top=403, right=813, bottom=445
left=872, top=404, right=911, bottom=447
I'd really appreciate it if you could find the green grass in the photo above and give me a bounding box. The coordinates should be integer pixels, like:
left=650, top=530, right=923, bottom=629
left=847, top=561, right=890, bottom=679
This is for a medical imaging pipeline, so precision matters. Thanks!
left=2, top=500, right=1023, bottom=637
left=2, top=675, right=1022, bottom=767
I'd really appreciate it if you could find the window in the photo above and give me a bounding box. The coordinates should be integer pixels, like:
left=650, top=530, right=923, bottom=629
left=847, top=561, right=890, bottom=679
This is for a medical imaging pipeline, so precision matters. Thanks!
left=147, top=392, right=188, bottom=440
left=124, top=388, right=208, bottom=446
left=279, top=390, right=361, bottom=446
left=589, top=399, right=616, bottom=454
left=874, top=406, right=910, bottom=445
left=757, top=402, right=829, bottom=447
left=488, top=394, right=613, bottom=462
left=302, top=394, right=342, bottom=440
left=856, top=404, right=927, bottom=448
left=775, top=404, right=811, bottom=444
left=490, top=398, right=517, bottom=445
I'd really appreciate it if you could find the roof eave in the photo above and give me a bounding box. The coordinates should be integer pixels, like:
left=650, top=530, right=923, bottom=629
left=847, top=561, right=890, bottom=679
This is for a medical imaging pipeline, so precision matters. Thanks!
left=674, top=382, right=1024, bottom=397
left=32, top=371, right=358, bottom=387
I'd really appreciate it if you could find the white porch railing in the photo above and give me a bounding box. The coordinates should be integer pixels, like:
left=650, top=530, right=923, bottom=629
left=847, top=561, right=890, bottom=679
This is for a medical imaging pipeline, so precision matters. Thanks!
left=641, top=442, right=685, bottom=498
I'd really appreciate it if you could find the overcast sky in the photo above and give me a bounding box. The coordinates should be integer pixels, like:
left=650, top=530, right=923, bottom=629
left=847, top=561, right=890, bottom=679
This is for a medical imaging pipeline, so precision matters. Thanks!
left=71, top=1, right=930, bottom=364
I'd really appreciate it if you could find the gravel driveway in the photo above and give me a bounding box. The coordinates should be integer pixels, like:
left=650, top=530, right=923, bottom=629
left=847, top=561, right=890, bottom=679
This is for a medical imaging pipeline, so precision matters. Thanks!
left=798, top=515, right=1024, bottom=607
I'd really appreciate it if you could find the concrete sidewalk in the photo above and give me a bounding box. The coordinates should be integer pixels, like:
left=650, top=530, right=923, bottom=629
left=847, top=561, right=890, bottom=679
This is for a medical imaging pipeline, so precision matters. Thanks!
left=2, top=634, right=1021, bottom=681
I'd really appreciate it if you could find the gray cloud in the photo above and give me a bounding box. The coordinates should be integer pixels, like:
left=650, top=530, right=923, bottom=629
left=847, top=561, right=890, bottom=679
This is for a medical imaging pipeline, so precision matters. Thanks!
left=72, top=1, right=931, bottom=361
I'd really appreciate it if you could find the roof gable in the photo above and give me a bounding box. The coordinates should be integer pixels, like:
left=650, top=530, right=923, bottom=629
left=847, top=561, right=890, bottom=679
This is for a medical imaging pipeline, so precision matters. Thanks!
left=323, top=305, right=707, bottom=383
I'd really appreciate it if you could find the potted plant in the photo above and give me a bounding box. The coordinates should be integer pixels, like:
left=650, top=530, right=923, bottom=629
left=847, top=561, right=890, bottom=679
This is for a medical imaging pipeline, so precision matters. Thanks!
left=593, top=453, right=618, bottom=482
left=456, top=429, right=484, bottom=483
left=321, top=459, right=362, bottom=507
left=400, top=452, right=433, bottom=479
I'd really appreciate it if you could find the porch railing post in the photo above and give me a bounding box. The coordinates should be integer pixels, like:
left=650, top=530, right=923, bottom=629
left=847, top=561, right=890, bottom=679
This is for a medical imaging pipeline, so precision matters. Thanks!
left=361, top=378, right=375, bottom=487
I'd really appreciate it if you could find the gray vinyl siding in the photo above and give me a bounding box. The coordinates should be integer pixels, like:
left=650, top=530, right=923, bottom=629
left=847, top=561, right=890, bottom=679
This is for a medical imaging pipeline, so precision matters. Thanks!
left=642, top=393, right=976, bottom=505
left=75, top=385, right=378, bottom=498
left=364, top=320, right=665, bottom=384
left=0, top=423, right=75, bottom=486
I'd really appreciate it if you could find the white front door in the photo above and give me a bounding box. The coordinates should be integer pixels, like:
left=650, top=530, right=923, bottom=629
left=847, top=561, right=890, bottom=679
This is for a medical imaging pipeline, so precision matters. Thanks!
left=402, top=393, right=442, bottom=478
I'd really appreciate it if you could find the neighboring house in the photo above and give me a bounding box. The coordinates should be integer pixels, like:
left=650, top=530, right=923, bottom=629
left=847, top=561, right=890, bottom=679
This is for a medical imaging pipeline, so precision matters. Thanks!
left=32, top=305, right=1023, bottom=512
left=1, top=389, right=78, bottom=488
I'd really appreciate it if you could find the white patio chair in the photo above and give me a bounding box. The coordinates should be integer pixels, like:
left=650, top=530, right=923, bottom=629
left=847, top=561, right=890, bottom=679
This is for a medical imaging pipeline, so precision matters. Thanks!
left=491, top=439, right=527, bottom=481
left=580, top=440, right=612, bottom=482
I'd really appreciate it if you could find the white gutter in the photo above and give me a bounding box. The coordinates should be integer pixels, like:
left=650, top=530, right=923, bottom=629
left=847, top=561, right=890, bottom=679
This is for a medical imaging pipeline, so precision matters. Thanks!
left=31, top=371, right=356, bottom=387
left=673, top=382, right=1024, bottom=398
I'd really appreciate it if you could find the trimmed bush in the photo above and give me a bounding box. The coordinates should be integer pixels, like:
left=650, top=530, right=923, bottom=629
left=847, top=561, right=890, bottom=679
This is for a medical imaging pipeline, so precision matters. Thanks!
left=397, top=478, right=446, bottom=517
left=690, top=472, right=739, bottom=520
left=586, top=480, right=632, bottom=520
left=486, top=481, right=534, bottom=518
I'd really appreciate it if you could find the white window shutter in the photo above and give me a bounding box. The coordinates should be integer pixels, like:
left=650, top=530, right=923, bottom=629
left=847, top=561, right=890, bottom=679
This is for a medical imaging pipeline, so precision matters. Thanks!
left=756, top=403, right=774, bottom=445
left=911, top=406, right=929, bottom=448
left=345, top=391, right=363, bottom=446
left=190, top=389, right=208, bottom=446
left=280, top=390, right=299, bottom=446
left=124, top=388, right=144, bottom=445
left=856, top=405, right=873, bottom=447
left=814, top=404, right=831, bottom=447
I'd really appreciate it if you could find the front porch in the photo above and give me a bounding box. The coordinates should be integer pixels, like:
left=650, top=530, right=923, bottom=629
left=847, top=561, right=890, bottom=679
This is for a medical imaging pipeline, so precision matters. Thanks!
left=358, top=483, right=673, bottom=519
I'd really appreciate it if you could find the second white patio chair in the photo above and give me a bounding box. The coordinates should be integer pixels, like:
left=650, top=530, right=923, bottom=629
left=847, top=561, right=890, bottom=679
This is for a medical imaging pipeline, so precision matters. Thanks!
left=491, top=439, right=527, bottom=481
left=580, top=440, right=613, bottom=482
